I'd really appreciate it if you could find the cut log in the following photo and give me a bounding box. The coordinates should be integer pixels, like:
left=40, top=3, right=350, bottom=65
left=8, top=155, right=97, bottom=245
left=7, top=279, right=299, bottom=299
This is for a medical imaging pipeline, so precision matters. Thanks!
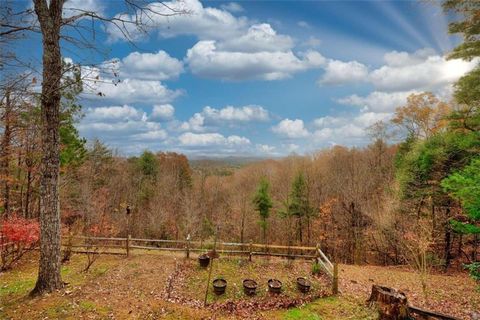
left=367, top=285, right=410, bottom=320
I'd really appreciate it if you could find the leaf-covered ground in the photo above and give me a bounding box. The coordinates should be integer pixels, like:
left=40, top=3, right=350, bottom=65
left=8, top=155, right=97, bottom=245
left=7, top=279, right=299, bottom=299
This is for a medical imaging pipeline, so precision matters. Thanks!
left=0, top=252, right=477, bottom=319
left=339, top=264, right=480, bottom=320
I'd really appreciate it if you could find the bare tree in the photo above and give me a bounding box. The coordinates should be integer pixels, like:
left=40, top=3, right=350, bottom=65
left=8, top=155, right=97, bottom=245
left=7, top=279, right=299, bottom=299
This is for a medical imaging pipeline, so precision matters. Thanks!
left=2, top=0, right=187, bottom=295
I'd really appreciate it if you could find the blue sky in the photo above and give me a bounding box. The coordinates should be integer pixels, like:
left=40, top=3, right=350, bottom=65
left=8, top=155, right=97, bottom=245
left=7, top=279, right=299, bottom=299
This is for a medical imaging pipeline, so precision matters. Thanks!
left=15, top=0, right=478, bottom=157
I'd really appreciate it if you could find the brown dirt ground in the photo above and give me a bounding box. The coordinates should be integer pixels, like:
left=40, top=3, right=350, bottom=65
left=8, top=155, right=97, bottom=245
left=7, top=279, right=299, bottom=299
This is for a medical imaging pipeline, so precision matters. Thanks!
left=1, top=252, right=478, bottom=319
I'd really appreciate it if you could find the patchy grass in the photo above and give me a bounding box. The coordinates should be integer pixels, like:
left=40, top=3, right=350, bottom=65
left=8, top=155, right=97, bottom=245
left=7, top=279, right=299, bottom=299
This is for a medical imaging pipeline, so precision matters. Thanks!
left=179, top=257, right=328, bottom=304
left=1, top=252, right=478, bottom=319
left=339, top=264, right=480, bottom=320
left=267, top=296, right=376, bottom=320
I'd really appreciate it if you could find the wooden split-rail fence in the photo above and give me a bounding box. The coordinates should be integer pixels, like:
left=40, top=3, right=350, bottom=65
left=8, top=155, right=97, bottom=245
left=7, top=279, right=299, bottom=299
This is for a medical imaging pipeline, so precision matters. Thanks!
left=64, top=235, right=339, bottom=294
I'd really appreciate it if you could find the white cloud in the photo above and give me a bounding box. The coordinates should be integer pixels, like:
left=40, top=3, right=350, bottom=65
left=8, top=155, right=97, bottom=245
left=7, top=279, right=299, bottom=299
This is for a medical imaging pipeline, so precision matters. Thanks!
left=105, top=0, right=324, bottom=82
left=217, top=23, right=294, bottom=53
left=283, top=143, right=299, bottom=153
left=220, top=2, right=244, bottom=13
left=202, top=105, right=269, bottom=122
left=106, top=0, right=249, bottom=42
left=63, top=0, right=105, bottom=17
left=319, top=59, right=368, bottom=85
left=180, top=113, right=205, bottom=132
left=256, top=144, right=276, bottom=153
left=84, top=105, right=145, bottom=122
left=383, top=48, right=436, bottom=67
left=119, top=50, right=183, bottom=81
left=312, top=112, right=391, bottom=145
left=151, top=104, right=175, bottom=121
left=337, top=91, right=415, bottom=112
left=321, top=49, right=476, bottom=91
left=78, top=105, right=169, bottom=148
left=179, top=105, right=270, bottom=132
left=314, top=112, right=390, bottom=130
left=369, top=53, right=477, bottom=92
left=178, top=132, right=250, bottom=146
left=186, top=41, right=324, bottom=80
left=132, top=129, right=168, bottom=141
left=272, top=119, right=309, bottom=138
left=87, top=78, right=182, bottom=104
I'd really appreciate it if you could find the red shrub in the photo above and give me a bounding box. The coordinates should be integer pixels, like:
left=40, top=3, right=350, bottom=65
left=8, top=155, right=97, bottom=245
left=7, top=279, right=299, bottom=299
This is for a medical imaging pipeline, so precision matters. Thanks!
left=1, top=216, right=39, bottom=271
left=1, top=216, right=39, bottom=245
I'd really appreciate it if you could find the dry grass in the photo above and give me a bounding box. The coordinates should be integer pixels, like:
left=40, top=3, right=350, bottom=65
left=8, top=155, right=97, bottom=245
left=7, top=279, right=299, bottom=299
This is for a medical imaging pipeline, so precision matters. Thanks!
left=178, top=257, right=329, bottom=303
left=339, top=264, right=480, bottom=320
left=1, top=252, right=477, bottom=319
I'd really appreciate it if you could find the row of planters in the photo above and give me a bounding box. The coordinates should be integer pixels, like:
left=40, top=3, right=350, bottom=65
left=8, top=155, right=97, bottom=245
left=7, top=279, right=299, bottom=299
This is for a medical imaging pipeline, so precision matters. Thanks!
left=200, top=252, right=312, bottom=296
left=212, top=277, right=312, bottom=296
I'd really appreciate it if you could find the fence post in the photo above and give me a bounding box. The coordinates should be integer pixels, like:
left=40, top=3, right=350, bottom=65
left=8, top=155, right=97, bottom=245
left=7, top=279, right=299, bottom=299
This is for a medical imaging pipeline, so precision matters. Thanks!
left=186, top=234, right=191, bottom=259
left=332, top=262, right=338, bottom=295
left=249, top=240, right=253, bottom=262
left=126, top=234, right=131, bottom=257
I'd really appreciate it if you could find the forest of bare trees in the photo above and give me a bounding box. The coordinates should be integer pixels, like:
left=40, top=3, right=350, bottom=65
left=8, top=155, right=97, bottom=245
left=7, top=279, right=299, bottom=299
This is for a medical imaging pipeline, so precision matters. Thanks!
left=1, top=90, right=477, bottom=271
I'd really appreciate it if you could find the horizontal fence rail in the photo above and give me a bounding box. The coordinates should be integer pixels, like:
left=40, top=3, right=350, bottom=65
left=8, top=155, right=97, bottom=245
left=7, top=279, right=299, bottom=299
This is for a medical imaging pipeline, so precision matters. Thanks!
left=63, top=235, right=323, bottom=261
left=63, top=234, right=339, bottom=296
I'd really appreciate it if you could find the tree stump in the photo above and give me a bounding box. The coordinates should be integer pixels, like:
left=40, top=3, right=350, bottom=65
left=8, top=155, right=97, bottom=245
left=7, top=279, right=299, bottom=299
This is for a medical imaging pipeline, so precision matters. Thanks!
left=367, top=285, right=410, bottom=320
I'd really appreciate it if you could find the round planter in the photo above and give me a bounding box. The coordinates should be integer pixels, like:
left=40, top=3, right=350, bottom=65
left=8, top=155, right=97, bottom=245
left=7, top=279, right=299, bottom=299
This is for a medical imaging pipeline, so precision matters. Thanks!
left=267, top=279, right=282, bottom=294
left=242, top=279, right=258, bottom=296
left=213, top=278, right=227, bottom=295
left=198, top=254, right=210, bottom=268
left=296, top=277, right=311, bottom=293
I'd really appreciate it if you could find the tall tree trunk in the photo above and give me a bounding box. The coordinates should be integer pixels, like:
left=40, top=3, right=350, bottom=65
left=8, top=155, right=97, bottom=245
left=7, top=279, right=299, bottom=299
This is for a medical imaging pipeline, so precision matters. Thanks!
left=240, top=199, right=246, bottom=244
left=24, top=163, right=33, bottom=218
left=1, top=91, right=12, bottom=217
left=31, top=0, right=64, bottom=295
left=444, top=207, right=452, bottom=271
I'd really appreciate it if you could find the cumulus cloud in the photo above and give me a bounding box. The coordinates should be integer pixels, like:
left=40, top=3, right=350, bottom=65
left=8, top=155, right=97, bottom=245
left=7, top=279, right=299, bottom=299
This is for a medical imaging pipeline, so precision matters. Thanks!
left=369, top=53, right=477, bottom=92
left=283, top=143, right=300, bottom=153
left=85, top=77, right=182, bottom=104
left=178, top=132, right=250, bottom=146
left=179, top=105, right=270, bottom=131
left=217, top=24, right=294, bottom=53
left=256, top=144, right=276, bottom=153
left=83, top=105, right=145, bottom=122
left=119, top=50, right=184, bottom=81
left=383, top=48, right=436, bottom=67
left=202, top=105, right=269, bottom=122
left=78, top=105, right=169, bottom=143
left=319, top=59, right=369, bottom=85
left=337, top=91, right=415, bottom=112
left=151, top=104, right=175, bottom=121
left=272, top=119, right=309, bottom=138
left=327, top=48, right=476, bottom=92
left=312, top=112, right=392, bottom=145
left=63, top=0, right=105, bottom=18
left=180, top=113, right=206, bottom=132
left=220, top=2, right=244, bottom=13
left=132, top=129, right=168, bottom=141
left=106, top=0, right=249, bottom=42
left=186, top=41, right=324, bottom=80
left=105, top=0, right=324, bottom=82
left=332, top=48, right=478, bottom=115
left=80, top=61, right=182, bottom=105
